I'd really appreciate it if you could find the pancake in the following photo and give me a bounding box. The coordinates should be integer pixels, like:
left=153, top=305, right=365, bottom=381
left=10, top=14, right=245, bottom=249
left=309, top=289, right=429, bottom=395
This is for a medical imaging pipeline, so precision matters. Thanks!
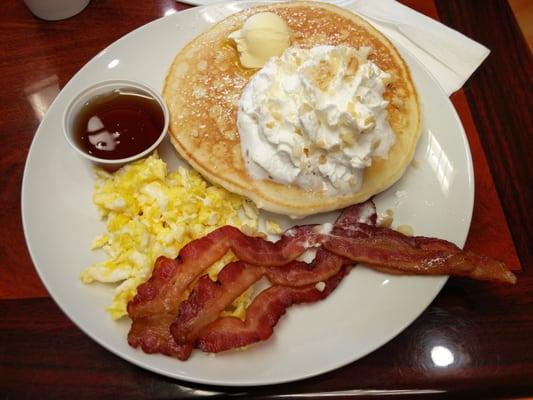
left=163, top=1, right=420, bottom=217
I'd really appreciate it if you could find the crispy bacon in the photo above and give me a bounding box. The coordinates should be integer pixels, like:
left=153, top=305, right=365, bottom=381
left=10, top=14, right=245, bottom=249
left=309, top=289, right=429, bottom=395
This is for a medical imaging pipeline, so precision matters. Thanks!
left=170, top=261, right=264, bottom=344
left=327, top=225, right=517, bottom=284
left=267, top=251, right=347, bottom=286
left=196, top=266, right=349, bottom=353
left=127, top=313, right=192, bottom=360
left=128, top=201, right=377, bottom=320
left=335, top=198, right=377, bottom=226
left=171, top=250, right=348, bottom=345
left=128, top=225, right=324, bottom=319
left=127, top=199, right=517, bottom=361
left=169, top=204, right=370, bottom=346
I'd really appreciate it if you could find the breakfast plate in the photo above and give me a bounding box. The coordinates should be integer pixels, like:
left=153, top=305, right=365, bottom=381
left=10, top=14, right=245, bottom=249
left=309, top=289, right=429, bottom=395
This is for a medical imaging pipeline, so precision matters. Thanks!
left=22, top=0, right=473, bottom=386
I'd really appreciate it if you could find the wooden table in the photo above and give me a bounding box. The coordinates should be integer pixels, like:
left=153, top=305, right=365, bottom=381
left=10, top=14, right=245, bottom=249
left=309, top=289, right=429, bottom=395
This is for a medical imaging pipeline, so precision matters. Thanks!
left=1, top=0, right=531, bottom=398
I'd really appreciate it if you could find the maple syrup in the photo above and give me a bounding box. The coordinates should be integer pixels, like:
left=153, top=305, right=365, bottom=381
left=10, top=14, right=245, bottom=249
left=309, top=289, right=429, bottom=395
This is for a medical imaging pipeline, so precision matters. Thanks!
left=73, top=88, right=164, bottom=160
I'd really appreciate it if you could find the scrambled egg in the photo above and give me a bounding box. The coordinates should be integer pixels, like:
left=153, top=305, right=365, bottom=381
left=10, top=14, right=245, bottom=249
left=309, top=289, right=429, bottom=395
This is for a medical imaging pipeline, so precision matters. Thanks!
left=81, top=154, right=260, bottom=319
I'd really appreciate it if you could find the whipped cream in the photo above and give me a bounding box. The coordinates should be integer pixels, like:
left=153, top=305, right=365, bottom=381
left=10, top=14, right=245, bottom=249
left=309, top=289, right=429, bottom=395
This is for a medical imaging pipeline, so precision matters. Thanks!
left=238, top=45, right=395, bottom=195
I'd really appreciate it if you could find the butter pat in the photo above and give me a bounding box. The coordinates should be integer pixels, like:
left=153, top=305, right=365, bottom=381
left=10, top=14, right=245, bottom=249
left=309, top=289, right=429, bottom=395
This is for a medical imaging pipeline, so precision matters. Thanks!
left=229, top=12, right=290, bottom=69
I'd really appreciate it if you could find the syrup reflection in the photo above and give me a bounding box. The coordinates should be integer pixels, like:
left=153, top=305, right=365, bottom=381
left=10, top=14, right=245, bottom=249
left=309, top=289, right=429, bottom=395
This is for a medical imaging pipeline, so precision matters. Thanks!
left=24, top=75, right=60, bottom=122
left=425, top=129, right=455, bottom=196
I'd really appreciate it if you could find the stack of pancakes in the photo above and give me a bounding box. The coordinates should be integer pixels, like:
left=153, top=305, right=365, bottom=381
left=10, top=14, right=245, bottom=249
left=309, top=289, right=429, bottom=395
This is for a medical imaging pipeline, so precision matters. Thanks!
left=163, top=1, right=420, bottom=217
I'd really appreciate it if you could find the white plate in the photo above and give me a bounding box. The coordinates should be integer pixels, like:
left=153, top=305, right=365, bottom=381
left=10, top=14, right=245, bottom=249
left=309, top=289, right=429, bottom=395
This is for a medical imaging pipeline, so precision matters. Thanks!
left=22, top=1, right=473, bottom=386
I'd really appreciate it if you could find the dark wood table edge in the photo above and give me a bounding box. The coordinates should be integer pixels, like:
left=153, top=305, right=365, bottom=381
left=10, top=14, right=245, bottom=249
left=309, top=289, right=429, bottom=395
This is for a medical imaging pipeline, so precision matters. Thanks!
left=3, top=297, right=533, bottom=400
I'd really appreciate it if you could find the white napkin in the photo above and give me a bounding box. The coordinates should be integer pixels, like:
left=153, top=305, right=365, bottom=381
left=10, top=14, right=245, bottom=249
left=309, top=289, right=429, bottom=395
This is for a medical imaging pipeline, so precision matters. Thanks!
left=176, top=0, right=490, bottom=95
left=340, top=0, right=490, bottom=95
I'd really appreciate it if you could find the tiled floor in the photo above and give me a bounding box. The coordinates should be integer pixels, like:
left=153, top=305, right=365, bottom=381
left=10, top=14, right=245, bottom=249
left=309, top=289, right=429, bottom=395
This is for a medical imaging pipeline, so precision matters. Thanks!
left=509, top=0, right=533, bottom=52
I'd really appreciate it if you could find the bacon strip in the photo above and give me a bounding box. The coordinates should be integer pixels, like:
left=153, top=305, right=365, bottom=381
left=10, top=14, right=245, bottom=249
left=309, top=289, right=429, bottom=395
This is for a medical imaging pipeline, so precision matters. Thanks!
left=327, top=225, right=517, bottom=284
left=171, top=250, right=348, bottom=345
left=170, top=261, right=264, bottom=345
left=126, top=226, right=330, bottom=360
left=265, top=201, right=375, bottom=287
left=127, top=200, right=516, bottom=360
left=127, top=313, right=192, bottom=360
left=267, top=251, right=347, bottom=286
left=335, top=198, right=377, bottom=226
left=169, top=203, right=372, bottom=346
left=196, top=266, right=349, bottom=353
left=128, top=225, right=323, bottom=319
left=128, top=201, right=377, bottom=320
